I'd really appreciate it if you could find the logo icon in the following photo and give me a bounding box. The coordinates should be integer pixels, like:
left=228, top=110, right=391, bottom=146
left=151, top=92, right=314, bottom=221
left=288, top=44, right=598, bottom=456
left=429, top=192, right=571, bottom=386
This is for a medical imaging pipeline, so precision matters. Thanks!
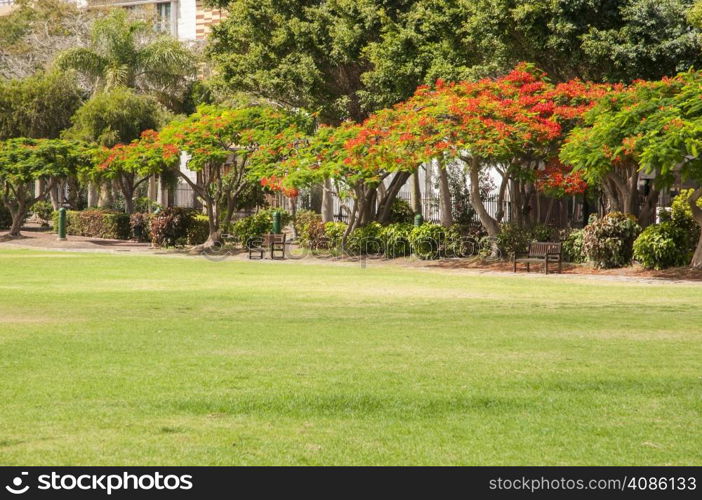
left=5, top=472, right=29, bottom=495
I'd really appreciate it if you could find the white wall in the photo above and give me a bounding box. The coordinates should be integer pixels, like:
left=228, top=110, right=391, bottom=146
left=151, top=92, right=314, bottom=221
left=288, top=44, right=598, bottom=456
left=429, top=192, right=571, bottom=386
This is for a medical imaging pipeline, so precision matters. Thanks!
left=177, top=0, right=196, bottom=41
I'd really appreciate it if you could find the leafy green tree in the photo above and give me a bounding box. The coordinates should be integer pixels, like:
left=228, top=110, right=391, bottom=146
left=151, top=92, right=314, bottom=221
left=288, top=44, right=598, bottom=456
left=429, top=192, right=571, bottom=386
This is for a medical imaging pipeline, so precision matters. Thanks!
left=207, top=0, right=492, bottom=124
left=470, top=0, right=702, bottom=83
left=159, top=105, right=313, bottom=246
left=0, top=71, right=84, bottom=140
left=633, top=72, right=702, bottom=268
left=65, top=87, right=165, bottom=147
left=56, top=9, right=196, bottom=110
left=0, top=138, right=91, bottom=236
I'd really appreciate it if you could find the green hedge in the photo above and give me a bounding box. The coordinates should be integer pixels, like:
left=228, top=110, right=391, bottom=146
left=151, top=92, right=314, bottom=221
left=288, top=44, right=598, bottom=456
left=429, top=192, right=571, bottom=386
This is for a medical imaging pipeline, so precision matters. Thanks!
left=54, top=210, right=131, bottom=240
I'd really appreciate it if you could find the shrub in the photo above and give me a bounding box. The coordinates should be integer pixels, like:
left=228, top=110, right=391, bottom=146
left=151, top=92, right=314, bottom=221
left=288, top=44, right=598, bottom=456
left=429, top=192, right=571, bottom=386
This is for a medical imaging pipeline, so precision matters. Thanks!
left=324, top=221, right=346, bottom=250
left=346, top=222, right=384, bottom=255
left=55, top=209, right=131, bottom=240
left=670, top=189, right=701, bottom=255
left=388, top=198, right=414, bottom=224
left=409, top=223, right=447, bottom=259
left=633, top=222, right=691, bottom=270
left=496, top=223, right=531, bottom=258
left=32, top=201, right=54, bottom=225
left=231, top=208, right=292, bottom=246
left=380, top=223, right=413, bottom=258
left=582, top=212, right=642, bottom=268
left=150, top=207, right=194, bottom=247
left=187, top=215, right=210, bottom=246
left=0, top=204, right=11, bottom=229
left=294, top=209, right=321, bottom=236
left=531, top=223, right=555, bottom=242
left=299, top=219, right=327, bottom=249
left=561, top=228, right=586, bottom=263
left=129, top=212, right=152, bottom=242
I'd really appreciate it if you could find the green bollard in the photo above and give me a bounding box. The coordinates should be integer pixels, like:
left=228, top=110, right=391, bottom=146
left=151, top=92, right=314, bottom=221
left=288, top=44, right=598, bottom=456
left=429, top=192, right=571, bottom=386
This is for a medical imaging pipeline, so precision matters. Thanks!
left=414, top=213, right=424, bottom=227
left=57, top=207, right=67, bottom=241
left=271, top=210, right=282, bottom=234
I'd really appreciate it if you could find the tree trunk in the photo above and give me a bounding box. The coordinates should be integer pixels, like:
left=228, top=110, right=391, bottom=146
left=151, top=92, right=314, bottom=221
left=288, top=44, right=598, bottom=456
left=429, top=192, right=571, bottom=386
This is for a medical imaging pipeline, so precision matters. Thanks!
left=376, top=171, right=411, bottom=224
left=544, top=198, right=556, bottom=225
left=98, top=182, right=113, bottom=208
left=495, top=173, right=508, bottom=223
left=87, top=182, right=99, bottom=208
left=465, top=156, right=500, bottom=236
left=411, top=170, right=422, bottom=215
left=321, top=179, right=334, bottom=223
left=689, top=188, right=702, bottom=269
left=438, top=165, right=453, bottom=227
left=8, top=202, right=25, bottom=237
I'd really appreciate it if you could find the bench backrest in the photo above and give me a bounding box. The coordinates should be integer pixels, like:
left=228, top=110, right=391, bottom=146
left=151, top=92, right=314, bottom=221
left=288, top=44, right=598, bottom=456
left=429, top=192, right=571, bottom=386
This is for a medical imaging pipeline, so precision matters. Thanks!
left=528, top=241, right=561, bottom=257
left=263, top=233, right=286, bottom=245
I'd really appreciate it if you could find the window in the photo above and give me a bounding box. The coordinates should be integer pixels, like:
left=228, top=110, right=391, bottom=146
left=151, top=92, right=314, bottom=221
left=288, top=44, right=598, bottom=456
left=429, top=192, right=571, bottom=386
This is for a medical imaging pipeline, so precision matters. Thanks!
left=155, top=2, right=172, bottom=34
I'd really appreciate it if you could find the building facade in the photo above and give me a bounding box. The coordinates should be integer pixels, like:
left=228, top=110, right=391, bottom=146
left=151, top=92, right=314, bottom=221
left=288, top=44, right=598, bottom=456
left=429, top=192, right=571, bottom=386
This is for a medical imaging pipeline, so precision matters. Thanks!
left=83, top=0, right=225, bottom=42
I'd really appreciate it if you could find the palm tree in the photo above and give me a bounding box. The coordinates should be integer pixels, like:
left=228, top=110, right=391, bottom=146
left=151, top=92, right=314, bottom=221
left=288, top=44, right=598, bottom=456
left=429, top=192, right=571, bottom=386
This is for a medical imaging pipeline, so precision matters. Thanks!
left=56, top=9, right=195, bottom=110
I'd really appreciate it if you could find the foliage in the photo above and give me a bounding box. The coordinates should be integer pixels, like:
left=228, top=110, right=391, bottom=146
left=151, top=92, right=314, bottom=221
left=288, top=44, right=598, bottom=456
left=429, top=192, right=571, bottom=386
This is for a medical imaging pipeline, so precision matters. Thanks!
left=149, top=207, right=195, bottom=247
left=95, top=129, right=179, bottom=213
left=346, top=222, right=384, bottom=255
left=388, top=198, right=414, bottom=224
left=324, top=221, right=347, bottom=250
left=535, top=159, right=588, bottom=198
left=55, top=8, right=196, bottom=109
left=66, top=88, right=165, bottom=148
left=294, top=209, right=322, bottom=237
left=0, top=71, right=84, bottom=140
left=0, top=0, right=93, bottom=79
left=582, top=212, right=642, bottom=268
left=633, top=222, right=693, bottom=269
left=469, top=0, right=702, bottom=83
left=57, top=209, right=131, bottom=240
left=0, top=138, right=92, bottom=235
left=409, top=223, right=447, bottom=260
left=160, top=105, right=311, bottom=244
left=187, top=215, right=210, bottom=246
left=31, top=201, right=53, bottom=225
left=208, top=0, right=702, bottom=126
left=129, top=212, right=151, bottom=243
left=380, top=223, right=413, bottom=258
left=231, top=209, right=292, bottom=246
left=496, top=223, right=532, bottom=258
left=561, top=229, right=586, bottom=263
left=0, top=204, right=11, bottom=229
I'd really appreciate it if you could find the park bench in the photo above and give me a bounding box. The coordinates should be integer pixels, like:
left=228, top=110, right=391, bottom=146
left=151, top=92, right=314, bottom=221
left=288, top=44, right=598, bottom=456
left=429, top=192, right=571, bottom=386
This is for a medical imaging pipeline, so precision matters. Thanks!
left=512, top=241, right=562, bottom=274
left=248, top=233, right=286, bottom=260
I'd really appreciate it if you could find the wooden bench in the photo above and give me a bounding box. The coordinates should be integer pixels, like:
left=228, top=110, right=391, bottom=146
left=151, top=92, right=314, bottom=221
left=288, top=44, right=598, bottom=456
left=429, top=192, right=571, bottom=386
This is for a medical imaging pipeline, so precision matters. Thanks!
left=248, top=233, right=286, bottom=260
left=513, top=241, right=562, bottom=274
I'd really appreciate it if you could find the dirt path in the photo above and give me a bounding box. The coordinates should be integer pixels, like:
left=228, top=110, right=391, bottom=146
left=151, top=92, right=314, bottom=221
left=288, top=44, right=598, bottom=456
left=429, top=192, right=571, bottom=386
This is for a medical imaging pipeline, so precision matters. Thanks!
left=2, top=228, right=701, bottom=285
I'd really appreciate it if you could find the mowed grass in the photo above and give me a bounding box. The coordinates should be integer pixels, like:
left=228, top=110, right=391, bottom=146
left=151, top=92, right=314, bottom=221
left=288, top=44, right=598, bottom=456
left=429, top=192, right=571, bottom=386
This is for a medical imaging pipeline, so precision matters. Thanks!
left=0, top=249, right=700, bottom=466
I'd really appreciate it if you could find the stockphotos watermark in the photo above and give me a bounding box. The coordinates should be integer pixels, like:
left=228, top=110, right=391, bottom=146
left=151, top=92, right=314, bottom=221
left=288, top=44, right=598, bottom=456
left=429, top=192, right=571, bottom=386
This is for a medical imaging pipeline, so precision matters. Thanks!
left=201, top=233, right=503, bottom=265
left=3, top=471, right=193, bottom=496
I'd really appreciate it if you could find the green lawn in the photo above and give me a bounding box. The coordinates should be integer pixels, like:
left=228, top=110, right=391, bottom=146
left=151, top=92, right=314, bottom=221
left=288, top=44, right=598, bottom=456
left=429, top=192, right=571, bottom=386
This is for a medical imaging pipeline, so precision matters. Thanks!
left=0, top=249, right=700, bottom=465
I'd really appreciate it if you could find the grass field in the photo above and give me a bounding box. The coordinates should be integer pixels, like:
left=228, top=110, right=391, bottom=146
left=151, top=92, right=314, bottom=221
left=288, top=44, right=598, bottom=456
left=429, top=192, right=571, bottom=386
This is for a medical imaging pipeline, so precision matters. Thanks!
left=0, top=249, right=700, bottom=465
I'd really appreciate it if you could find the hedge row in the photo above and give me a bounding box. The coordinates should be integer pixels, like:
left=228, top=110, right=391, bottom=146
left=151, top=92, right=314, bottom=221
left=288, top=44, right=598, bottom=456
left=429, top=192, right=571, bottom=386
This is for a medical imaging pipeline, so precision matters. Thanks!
left=53, top=208, right=209, bottom=247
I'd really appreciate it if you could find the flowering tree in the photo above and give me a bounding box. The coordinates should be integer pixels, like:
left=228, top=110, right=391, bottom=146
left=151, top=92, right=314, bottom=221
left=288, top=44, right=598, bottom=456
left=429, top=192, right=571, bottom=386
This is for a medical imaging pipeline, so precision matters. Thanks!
left=160, top=105, right=312, bottom=247
left=631, top=71, right=702, bottom=268
left=377, top=65, right=608, bottom=234
left=251, top=64, right=607, bottom=236
left=560, top=77, right=682, bottom=224
left=96, top=130, right=179, bottom=214
left=0, top=138, right=91, bottom=236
